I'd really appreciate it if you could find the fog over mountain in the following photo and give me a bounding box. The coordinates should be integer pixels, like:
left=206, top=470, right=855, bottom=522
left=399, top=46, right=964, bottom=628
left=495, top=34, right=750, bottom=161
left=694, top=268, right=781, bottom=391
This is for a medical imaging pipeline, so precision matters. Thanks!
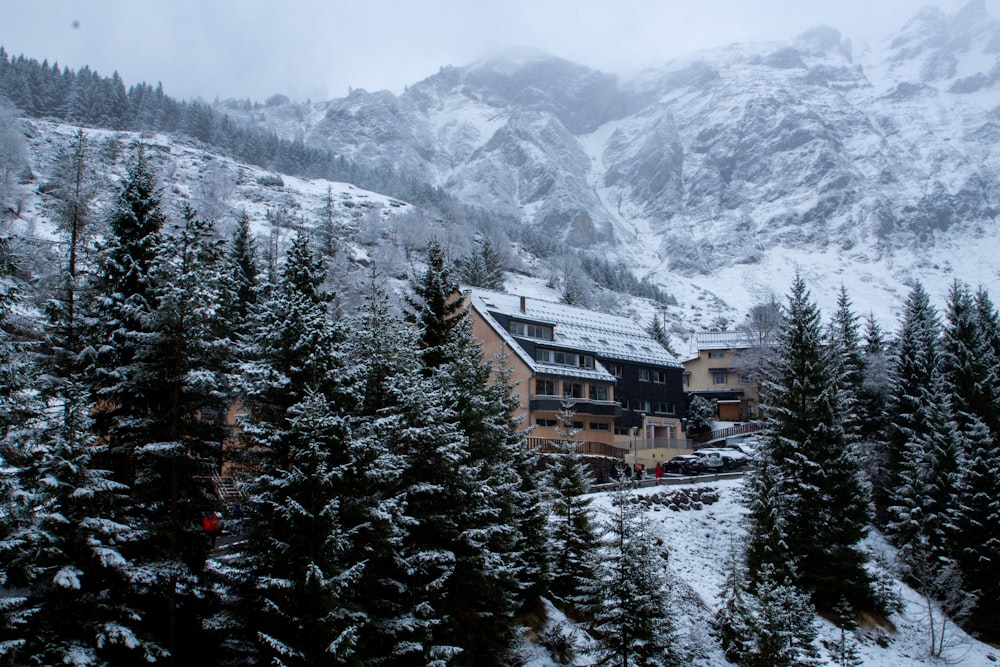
left=207, top=0, right=1000, bottom=328
left=5, top=1, right=1000, bottom=336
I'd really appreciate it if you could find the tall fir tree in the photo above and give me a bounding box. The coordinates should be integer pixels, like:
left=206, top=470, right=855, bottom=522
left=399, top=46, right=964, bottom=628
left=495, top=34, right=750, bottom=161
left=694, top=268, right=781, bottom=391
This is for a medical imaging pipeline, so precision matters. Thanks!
left=583, top=484, right=681, bottom=667
left=827, top=286, right=865, bottom=440
left=548, top=409, right=598, bottom=606
left=404, top=240, right=466, bottom=371
left=89, top=140, right=167, bottom=483
left=455, top=236, right=505, bottom=291
left=883, top=282, right=941, bottom=525
left=234, top=229, right=359, bottom=664
left=400, top=239, right=530, bottom=665
left=750, top=275, right=874, bottom=613
left=103, top=205, right=233, bottom=664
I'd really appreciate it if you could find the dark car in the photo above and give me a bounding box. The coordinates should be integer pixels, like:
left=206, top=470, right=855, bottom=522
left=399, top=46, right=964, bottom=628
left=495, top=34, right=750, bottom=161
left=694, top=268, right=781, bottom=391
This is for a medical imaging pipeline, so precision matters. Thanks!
left=663, top=455, right=705, bottom=476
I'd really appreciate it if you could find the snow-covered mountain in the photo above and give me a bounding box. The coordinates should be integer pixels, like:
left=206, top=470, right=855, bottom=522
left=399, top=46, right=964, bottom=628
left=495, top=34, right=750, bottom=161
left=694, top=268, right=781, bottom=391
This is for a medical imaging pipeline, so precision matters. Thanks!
left=219, top=0, right=1000, bottom=328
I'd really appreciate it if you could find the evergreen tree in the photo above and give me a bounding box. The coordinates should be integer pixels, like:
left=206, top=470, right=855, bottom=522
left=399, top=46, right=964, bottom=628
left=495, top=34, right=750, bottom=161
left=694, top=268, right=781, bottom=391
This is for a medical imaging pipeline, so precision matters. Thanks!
left=940, top=281, right=996, bottom=431
left=827, top=286, right=864, bottom=440
left=404, top=240, right=466, bottom=370
left=89, top=140, right=167, bottom=480
left=455, top=236, right=505, bottom=291
left=858, top=313, right=893, bottom=519
left=750, top=275, right=874, bottom=613
left=548, top=409, right=598, bottom=605
left=584, top=484, right=680, bottom=667
left=686, top=395, right=716, bottom=435
left=225, top=209, right=260, bottom=335
left=715, top=544, right=756, bottom=664
left=884, top=283, right=941, bottom=525
left=742, top=564, right=821, bottom=667
left=242, top=391, right=364, bottom=666
left=108, top=205, right=232, bottom=663
left=43, top=127, right=99, bottom=374
left=234, top=229, right=360, bottom=664
left=645, top=314, right=677, bottom=356
left=886, top=380, right=964, bottom=572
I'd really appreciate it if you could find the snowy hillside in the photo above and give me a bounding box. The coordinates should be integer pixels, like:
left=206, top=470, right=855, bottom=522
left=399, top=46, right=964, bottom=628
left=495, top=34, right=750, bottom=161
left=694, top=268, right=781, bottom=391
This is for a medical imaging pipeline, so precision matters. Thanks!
left=217, top=0, right=1000, bottom=332
left=536, top=478, right=1000, bottom=666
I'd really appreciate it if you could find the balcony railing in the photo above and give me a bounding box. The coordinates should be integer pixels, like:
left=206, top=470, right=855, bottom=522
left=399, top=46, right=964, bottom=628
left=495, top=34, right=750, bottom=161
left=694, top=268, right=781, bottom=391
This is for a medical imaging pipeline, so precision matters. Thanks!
left=525, top=436, right=626, bottom=459
left=528, top=396, right=622, bottom=417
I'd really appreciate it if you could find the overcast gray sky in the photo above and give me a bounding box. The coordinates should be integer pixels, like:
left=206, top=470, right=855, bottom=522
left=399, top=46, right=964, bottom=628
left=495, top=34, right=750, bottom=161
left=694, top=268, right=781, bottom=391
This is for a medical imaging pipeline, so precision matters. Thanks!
left=0, top=1, right=990, bottom=103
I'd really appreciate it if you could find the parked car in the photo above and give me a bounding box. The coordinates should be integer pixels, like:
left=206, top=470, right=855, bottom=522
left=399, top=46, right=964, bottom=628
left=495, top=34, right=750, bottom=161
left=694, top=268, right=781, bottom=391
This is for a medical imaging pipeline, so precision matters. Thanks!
left=663, top=455, right=706, bottom=476
left=691, top=449, right=726, bottom=472
left=696, top=447, right=750, bottom=470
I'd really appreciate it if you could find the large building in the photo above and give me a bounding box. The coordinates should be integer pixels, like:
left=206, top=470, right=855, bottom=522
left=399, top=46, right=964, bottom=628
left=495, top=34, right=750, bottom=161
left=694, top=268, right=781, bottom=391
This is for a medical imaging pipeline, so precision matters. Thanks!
left=682, top=331, right=760, bottom=421
left=467, top=289, right=686, bottom=451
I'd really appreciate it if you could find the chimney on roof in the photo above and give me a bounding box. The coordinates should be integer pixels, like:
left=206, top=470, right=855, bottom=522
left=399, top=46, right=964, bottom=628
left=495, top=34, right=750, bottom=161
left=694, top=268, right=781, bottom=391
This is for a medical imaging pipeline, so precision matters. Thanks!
left=520, top=296, right=526, bottom=313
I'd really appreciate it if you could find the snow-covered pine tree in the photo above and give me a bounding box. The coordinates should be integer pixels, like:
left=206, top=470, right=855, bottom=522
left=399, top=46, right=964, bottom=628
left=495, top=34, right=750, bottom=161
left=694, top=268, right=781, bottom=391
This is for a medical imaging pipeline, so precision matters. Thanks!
left=940, top=281, right=997, bottom=431
left=43, top=127, right=99, bottom=374
left=827, top=286, right=865, bottom=441
left=337, top=263, right=415, bottom=665
left=548, top=407, right=598, bottom=607
left=224, top=208, right=260, bottom=339
left=0, top=263, right=161, bottom=664
left=715, top=543, right=756, bottom=665
left=234, top=229, right=358, bottom=664
left=741, top=564, right=821, bottom=667
left=858, top=314, right=892, bottom=512
left=456, top=235, right=505, bottom=291
left=884, top=282, right=941, bottom=525
left=404, top=239, right=466, bottom=371
left=88, top=140, right=167, bottom=483
left=887, top=379, right=964, bottom=573
left=246, top=391, right=364, bottom=666
left=752, top=274, right=874, bottom=614
left=104, top=204, right=234, bottom=662
left=584, top=484, right=681, bottom=667
left=1, top=387, right=155, bottom=665
left=376, top=365, right=473, bottom=666
left=645, top=314, right=677, bottom=356
left=402, top=239, right=529, bottom=664
left=960, top=287, right=1000, bottom=639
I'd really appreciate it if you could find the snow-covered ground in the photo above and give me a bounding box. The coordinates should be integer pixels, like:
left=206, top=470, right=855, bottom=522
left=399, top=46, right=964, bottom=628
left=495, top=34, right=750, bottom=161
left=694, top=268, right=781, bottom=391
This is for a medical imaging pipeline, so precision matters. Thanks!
left=520, top=477, right=1000, bottom=666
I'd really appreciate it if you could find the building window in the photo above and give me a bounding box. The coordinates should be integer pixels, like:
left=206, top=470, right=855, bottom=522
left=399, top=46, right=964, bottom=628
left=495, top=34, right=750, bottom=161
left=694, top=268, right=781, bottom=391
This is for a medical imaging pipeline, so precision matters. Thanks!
left=739, top=373, right=751, bottom=384
left=590, top=422, right=610, bottom=431
left=614, top=426, right=630, bottom=435
left=708, top=351, right=725, bottom=359
left=572, top=421, right=585, bottom=430
left=510, top=321, right=553, bottom=340
left=638, top=368, right=651, bottom=382
left=535, top=418, right=557, bottom=427
left=536, top=348, right=594, bottom=369
left=656, top=402, right=676, bottom=415
left=589, top=385, right=609, bottom=401
left=654, top=370, right=667, bottom=383
left=563, top=382, right=584, bottom=399
left=631, top=399, right=650, bottom=412
left=683, top=374, right=690, bottom=387
left=607, top=363, right=624, bottom=378
left=535, top=378, right=557, bottom=396
left=713, top=371, right=727, bottom=385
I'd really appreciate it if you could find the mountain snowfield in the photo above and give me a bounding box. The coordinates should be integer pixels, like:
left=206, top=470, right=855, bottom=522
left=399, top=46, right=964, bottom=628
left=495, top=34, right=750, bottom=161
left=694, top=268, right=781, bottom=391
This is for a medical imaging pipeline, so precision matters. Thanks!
left=213, top=0, right=1000, bottom=336
left=515, top=478, right=1000, bottom=667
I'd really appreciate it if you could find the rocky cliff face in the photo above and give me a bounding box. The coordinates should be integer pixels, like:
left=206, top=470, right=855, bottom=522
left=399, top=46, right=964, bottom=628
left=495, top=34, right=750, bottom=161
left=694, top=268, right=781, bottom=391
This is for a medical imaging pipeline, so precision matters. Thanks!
left=220, top=0, right=1000, bottom=319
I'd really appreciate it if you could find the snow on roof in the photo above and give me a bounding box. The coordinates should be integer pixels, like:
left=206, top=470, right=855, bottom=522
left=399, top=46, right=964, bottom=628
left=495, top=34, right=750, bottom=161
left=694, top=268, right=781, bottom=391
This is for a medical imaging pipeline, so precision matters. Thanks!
left=692, top=331, right=751, bottom=351
left=468, top=288, right=682, bottom=369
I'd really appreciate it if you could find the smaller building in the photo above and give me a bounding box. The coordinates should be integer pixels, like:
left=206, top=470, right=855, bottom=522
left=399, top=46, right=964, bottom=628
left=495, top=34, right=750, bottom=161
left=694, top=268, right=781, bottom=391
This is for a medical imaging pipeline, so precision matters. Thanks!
left=682, top=331, right=759, bottom=422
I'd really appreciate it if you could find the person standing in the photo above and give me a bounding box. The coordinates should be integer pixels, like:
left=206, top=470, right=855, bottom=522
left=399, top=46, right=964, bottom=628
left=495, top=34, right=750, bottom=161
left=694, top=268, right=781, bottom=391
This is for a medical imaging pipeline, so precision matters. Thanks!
left=655, top=462, right=663, bottom=485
